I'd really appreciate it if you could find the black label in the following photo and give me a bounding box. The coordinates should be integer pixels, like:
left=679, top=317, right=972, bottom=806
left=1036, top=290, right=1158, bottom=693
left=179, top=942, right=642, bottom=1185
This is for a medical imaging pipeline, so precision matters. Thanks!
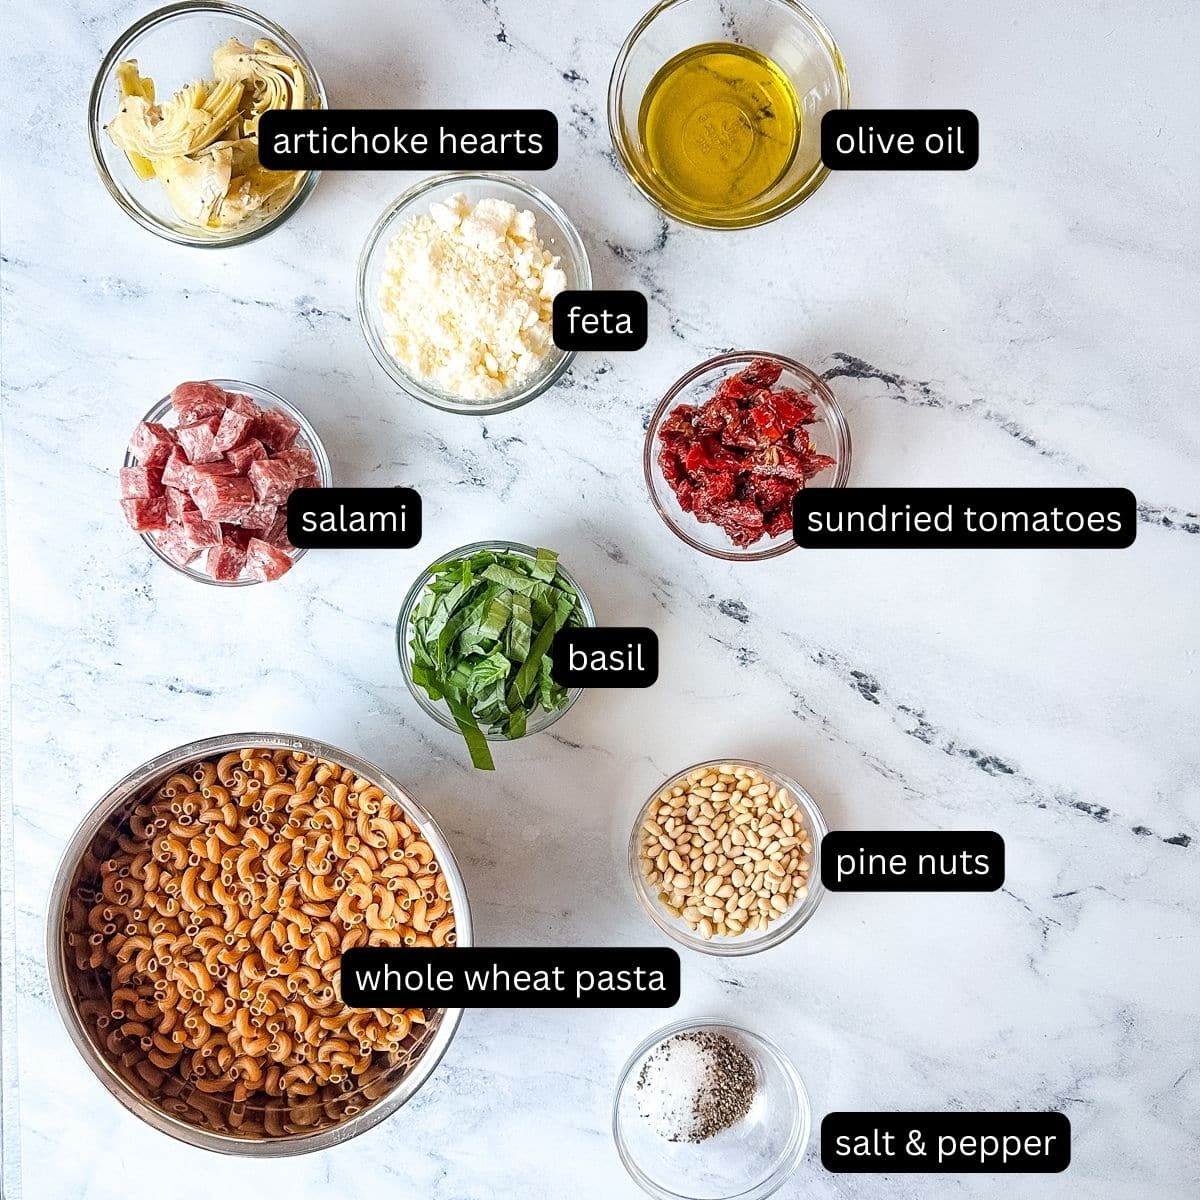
left=822, top=110, right=979, bottom=170
left=821, top=832, right=1004, bottom=891
left=822, top=1112, right=1070, bottom=1173
left=258, top=109, right=558, bottom=171
left=340, top=947, right=679, bottom=1008
left=793, top=488, right=1136, bottom=549
left=550, top=627, right=658, bottom=687
left=552, top=291, right=648, bottom=351
left=287, top=487, right=421, bottom=549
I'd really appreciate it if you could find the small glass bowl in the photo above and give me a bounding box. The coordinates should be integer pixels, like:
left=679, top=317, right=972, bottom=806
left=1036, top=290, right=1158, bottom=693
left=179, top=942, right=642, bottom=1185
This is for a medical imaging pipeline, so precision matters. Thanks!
left=645, top=351, right=851, bottom=562
left=88, top=2, right=327, bottom=247
left=613, top=1018, right=811, bottom=1200
left=630, top=758, right=827, bottom=956
left=397, top=539, right=596, bottom=744
left=357, top=173, right=592, bottom=416
left=608, top=0, right=849, bottom=229
left=122, top=379, right=333, bottom=586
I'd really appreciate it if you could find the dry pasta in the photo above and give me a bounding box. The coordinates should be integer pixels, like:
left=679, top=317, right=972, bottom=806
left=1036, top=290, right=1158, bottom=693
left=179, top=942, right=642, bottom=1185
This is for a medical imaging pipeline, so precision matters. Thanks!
left=64, top=747, right=457, bottom=1137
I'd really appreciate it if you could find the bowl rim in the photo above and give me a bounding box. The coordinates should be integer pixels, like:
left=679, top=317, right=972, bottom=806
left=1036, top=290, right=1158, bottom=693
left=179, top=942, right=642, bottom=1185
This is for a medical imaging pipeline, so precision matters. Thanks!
left=628, top=757, right=828, bottom=956
left=396, top=538, right=595, bottom=741
left=612, top=1016, right=811, bottom=1200
left=44, top=731, right=473, bottom=1156
left=87, top=0, right=328, bottom=248
left=644, top=351, right=851, bottom=562
left=606, top=0, right=851, bottom=230
left=356, top=171, right=592, bottom=416
left=121, top=379, right=333, bottom=586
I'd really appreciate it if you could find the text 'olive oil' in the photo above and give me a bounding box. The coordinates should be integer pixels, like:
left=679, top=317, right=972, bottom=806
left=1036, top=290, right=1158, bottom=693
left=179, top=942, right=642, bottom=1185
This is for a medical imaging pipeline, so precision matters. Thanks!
left=637, top=42, right=800, bottom=222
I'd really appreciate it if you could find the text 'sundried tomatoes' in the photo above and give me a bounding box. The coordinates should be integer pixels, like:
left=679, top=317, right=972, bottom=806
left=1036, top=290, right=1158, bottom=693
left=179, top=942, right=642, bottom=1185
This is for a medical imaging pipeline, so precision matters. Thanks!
left=655, top=358, right=835, bottom=547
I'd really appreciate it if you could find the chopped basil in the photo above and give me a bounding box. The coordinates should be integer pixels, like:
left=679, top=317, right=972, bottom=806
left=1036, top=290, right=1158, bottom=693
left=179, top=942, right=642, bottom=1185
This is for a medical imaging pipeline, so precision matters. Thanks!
left=408, top=547, right=587, bottom=770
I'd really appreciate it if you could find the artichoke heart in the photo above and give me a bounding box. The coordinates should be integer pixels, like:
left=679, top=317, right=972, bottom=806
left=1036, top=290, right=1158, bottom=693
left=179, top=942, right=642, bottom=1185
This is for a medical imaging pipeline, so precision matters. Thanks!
left=104, top=37, right=312, bottom=232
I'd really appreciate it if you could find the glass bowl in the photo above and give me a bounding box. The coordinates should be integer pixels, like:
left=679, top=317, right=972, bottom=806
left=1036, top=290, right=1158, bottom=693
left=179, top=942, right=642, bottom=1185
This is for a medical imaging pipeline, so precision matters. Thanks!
left=608, top=0, right=849, bottom=229
left=357, top=172, right=592, bottom=416
left=629, top=758, right=827, bottom=956
left=613, top=1018, right=810, bottom=1199
left=122, top=379, right=333, bottom=586
left=46, top=731, right=472, bottom=1155
left=88, top=2, right=327, bottom=247
left=645, top=351, right=851, bottom=562
left=397, top=539, right=595, bottom=746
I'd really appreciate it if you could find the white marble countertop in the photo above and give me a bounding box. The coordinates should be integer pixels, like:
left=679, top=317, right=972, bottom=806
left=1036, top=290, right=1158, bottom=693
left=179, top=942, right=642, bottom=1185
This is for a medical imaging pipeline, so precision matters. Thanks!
left=2, top=1, right=1199, bottom=1197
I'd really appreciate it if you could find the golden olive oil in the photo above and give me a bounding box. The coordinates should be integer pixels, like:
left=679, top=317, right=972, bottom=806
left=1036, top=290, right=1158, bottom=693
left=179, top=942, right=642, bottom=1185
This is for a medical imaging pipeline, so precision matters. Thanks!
left=638, top=42, right=800, bottom=220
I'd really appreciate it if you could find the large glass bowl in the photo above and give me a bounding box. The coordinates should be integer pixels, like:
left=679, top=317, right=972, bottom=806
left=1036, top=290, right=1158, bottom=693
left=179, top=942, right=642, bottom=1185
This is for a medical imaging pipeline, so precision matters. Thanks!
left=46, top=732, right=472, bottom=1155
left=608, top=0, right=849, bottom=229
left=613, top=1017, right=811, bottom=1199
left=397, top=540, right=595, bottom=745
left=629, top=758, right=827, bottom=956
left=645, top=351, right=851, bottom=562
left=122, top=379, right=333, bottom=586
left=357, top=173, right=592, bottom=416
left=88, top=2, right=327, bottom=247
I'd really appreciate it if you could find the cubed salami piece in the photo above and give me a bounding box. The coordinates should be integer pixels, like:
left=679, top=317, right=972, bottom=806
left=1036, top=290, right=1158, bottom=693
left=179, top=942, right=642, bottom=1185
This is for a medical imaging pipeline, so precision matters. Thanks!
left=206, top=541, right=247, bottom=582
left=177, top=416, right=223, bottom=464
left=253, top=406, right=301, bottom=451
left=192, top=475, right=254, bottom=522
left=160, top=446, right=191, bottom=489
left=245, top=537, right=293, bottom=582
left=119, top=465, right=164, bottom=499
left=128, top=421, right=176, bottom=469
left=212, top=406, right=255, bottom=453
left=220, top=526, right=252, bottom=551
left=295, top=474, right=321, bottom=491
left=263, top=510, right=294, bottom=551
left=156, top=527, right=202, bottom=566
left=181, top=509, right=223, bottom=547
left=121, top=496, right=168, bottom=532
left=184, top=460, right=238, bottom=493
left=171, top=381, right=228, bottom=424
left=225, top=438, right=267, bottom=474
left=236, top=501, right=278, bottom=532
left=247, top=458, right=295, bottom=505
left=165, top=487, right=195, bottom=521
left=227, top=392, right=261, bottom=418
left=271, top=446, right=317, bottom=479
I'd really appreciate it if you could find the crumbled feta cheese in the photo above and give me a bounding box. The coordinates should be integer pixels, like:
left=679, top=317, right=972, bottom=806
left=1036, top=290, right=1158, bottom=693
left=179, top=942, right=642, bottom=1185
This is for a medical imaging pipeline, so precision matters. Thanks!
left=376, top=193, right=568, bottom=400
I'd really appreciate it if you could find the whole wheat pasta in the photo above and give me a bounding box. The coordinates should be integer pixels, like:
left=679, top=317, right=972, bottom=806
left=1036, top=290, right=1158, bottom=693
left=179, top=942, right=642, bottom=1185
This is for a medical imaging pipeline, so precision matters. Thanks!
left=66, top=748, right=456, bottom=1138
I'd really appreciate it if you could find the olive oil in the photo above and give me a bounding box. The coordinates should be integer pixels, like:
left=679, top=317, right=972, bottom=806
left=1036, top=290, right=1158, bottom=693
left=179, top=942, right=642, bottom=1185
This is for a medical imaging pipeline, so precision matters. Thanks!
left=638, top=42, right=800, bottom=220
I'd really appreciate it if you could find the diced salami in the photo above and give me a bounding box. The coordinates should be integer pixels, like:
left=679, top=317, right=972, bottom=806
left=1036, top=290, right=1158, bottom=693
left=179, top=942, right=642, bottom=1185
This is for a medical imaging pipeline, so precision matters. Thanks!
left=171, top=381, right=228, bottom=424
left=156, top=527, right=203, bottom=566
left=225, top=438, right=267, bottom=474
left=235, top=501, right=278, bottom=532
left=263, top=510, right=294, bottom=551
left=245, top=537, right=293, bottom=582
left=164, top=487, right=195, bottom=521
left=247, top=458, right=295, bottom=505
left=212, top=407, right=255, bottom=453
left=227, top=392, right=261, bottom=418
left=181, top=509, right=223, bottom=547
left=295, top=474, right=321, bottom=491
left=119, top=465, right=164, bottom=499
left=121, top=496, right=168, bottom=532
left=184, top=460, right=238, bottom=493
left=271, top=446, right=317, bottom=479
left=176, top=416, right=223, bottom=464
left=253, top=407, right=301, bottom=451
left=206, top=541, right=248, bottom=582
left=128, top=421, right=176, bottom=469
left=192, top=475, right=255, bottom=522
left=160, top=446, right=191, bottom=489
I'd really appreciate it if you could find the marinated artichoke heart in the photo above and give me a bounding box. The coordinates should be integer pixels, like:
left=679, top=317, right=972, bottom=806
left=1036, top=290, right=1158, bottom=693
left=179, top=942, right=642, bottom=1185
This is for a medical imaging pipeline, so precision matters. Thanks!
left=104, top=38, right=311, bottom=232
